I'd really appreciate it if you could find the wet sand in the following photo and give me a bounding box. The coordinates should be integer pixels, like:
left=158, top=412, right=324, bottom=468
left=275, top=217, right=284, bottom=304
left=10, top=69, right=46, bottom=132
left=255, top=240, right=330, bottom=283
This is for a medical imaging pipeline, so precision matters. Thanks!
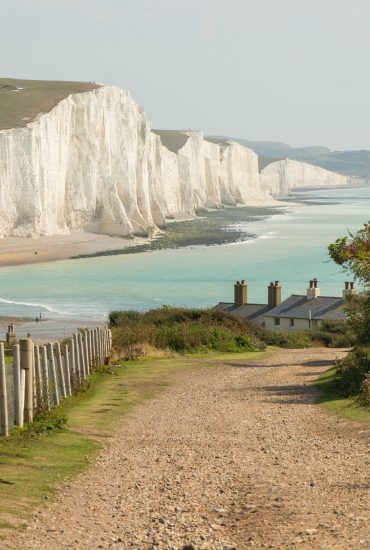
left=0, top=232, right=149, bottom=267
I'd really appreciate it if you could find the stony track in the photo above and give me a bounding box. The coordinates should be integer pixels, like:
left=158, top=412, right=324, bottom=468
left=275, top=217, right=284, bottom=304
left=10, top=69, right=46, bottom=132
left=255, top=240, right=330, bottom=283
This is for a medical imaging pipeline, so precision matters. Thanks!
left=9, top=348, right=370, bottom=549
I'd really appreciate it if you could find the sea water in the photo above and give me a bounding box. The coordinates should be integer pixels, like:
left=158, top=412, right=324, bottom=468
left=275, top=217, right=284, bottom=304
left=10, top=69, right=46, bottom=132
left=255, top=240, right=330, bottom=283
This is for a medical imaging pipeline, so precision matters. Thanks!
left=0, top=186, right=368, bottom=321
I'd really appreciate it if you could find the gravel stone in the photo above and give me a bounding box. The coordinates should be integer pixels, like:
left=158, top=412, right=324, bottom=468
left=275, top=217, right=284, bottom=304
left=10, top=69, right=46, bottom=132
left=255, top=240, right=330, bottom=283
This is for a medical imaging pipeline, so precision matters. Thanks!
left=4, top=348, right=370, bottom=549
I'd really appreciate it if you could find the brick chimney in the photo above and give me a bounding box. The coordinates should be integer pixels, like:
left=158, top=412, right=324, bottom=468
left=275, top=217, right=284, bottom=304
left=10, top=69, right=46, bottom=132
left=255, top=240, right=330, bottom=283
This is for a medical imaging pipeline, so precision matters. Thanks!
left=268, top=280, right=282, bottom=308
left=343, top=281, right=355, bottom=299
left=307, top=278, right=320, bottom=300
left=234, top=280, right=247, bottom=307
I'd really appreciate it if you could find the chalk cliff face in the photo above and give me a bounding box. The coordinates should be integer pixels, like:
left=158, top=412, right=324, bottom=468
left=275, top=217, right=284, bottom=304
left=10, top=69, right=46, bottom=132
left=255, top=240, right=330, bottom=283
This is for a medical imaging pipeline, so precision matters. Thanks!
left=0, top=84, right=350, bottom=238
left=260, top=158, right=349, bottom=195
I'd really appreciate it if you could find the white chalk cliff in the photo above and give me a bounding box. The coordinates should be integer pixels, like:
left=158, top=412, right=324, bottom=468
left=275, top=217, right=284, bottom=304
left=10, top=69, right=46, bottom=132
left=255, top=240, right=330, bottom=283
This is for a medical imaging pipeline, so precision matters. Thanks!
left=0, top=84, right=350, bottom=238
left=259, top=158, right=349, bottom=195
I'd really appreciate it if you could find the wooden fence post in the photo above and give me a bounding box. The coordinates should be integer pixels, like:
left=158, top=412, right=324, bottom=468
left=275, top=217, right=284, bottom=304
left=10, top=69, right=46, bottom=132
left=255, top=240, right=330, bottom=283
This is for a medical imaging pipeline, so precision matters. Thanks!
left=92, top=329, right=97, bottom=368
left=13, top=344, right=23, bottom=427
left=100, top=328, right=104, bottom=363
left=0, top=343, right=9, bottom=436
left=88, top=330, right=93, bottom=369
left=47, top=343, right=59, bottom=406
left=69, top=338, right=76, bottom=386
left=20, top=338, right=34, bottom=423
left=83, top=331, right=90, bottom=376
left=55, top=342, right=67, bottom=399
left=97, top=328, right=102, bottom=365
left=78, top=333, right=86, bottom=379
left=34, top=345, right=43, bottom=412
left=107, top=329, right=112, bottom=356
left=64, top=344, right=71, bottom=396
left=103, top=328, right=107, bottom=361
left=41, top=345, right=50, bottom=411
left=73, top=334, right=81, bottom=385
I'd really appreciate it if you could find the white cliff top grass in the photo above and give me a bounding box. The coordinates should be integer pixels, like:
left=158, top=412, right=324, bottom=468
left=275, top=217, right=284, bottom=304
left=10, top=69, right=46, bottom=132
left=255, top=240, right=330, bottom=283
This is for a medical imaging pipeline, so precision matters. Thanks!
left=0, top=77, right=101, bottom=130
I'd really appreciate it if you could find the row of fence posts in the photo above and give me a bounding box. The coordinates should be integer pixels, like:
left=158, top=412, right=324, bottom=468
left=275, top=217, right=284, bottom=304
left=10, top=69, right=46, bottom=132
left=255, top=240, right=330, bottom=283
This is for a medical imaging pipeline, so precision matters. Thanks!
left=0, top=326, right=112, bottom=436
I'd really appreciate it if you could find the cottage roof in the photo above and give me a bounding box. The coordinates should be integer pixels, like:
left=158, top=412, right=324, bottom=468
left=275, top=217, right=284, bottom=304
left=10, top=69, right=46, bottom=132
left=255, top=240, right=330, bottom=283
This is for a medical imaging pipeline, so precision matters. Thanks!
left=214, top=302, right=270, bottom=323
left=265, top=295, right=346, bottom=321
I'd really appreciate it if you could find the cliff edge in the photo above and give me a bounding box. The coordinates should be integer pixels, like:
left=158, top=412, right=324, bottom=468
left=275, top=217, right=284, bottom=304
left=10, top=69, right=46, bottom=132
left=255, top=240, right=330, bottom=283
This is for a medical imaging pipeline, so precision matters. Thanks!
left=0, top=79, right=351, bottom=238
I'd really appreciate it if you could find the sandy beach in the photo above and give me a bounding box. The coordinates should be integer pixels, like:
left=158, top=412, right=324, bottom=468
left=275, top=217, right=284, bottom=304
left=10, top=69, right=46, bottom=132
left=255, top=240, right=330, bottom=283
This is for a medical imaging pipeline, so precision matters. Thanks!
left=0, top=232, right=149, bottom=268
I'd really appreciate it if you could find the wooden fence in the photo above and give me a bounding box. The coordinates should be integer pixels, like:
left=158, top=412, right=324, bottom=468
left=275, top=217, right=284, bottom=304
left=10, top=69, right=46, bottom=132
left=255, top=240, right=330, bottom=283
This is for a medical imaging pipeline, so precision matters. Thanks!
left=0, top=326, right=112, bottom=436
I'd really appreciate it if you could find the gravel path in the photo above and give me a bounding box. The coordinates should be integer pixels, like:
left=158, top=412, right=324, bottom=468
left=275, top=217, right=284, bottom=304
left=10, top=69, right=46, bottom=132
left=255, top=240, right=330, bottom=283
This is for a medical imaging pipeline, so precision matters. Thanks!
left=9, top=348, right=370, bottom=549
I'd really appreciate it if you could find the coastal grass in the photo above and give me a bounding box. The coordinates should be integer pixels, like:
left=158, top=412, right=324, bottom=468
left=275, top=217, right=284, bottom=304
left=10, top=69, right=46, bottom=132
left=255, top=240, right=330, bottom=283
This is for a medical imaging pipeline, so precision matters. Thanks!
left=110, top=307, right=265, bottom=357
left=260, top=320, right=355, bottom=349
left=0, top=78, right=100, bottom=131
left=0, top=350, right=268, bottom=536
left=316, top=367, right=370, bottom=424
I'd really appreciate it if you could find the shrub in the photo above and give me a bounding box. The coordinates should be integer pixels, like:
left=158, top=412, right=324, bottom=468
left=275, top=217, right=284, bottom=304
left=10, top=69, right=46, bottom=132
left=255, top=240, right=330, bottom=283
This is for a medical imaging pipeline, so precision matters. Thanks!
left=110, top=307, right=264, bottom=357
left=256, top=320, right=354, bottom=349
left=335, top=346, right=370, bottom=397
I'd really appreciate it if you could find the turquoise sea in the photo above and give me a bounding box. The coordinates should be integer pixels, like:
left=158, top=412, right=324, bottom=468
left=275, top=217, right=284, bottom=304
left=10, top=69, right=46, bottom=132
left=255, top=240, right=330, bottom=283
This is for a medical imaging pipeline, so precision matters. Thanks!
left=0, top=186, right=369, bottom=321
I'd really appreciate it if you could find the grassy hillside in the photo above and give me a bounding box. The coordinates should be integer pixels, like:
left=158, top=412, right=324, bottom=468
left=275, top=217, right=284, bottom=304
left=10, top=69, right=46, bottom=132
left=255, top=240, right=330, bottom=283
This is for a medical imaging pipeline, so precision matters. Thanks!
left=0, top=78, right=100, bottom=130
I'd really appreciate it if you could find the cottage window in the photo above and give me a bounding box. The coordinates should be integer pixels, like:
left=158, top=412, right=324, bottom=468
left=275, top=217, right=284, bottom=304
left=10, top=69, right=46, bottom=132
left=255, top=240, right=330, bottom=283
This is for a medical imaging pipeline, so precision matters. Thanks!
left=274, top=317, right=280, bottom=326
left=290, top=318, right=295, bottom=327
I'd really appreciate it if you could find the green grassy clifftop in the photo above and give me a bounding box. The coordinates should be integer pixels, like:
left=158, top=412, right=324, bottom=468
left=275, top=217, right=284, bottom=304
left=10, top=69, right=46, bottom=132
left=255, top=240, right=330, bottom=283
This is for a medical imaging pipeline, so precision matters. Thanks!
left=0, top=78, right=101, bottom=130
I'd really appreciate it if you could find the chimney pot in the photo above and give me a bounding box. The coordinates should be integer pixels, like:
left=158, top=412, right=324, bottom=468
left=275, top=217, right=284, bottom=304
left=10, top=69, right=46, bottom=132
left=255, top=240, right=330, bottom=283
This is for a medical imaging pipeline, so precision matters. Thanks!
left=350, top=282, right=354, bottom=290
left=234, top=280, right=247, bottom=306
left=307, top=279, right=320, bottom=299
left=268, top=280, right=282, bottom=308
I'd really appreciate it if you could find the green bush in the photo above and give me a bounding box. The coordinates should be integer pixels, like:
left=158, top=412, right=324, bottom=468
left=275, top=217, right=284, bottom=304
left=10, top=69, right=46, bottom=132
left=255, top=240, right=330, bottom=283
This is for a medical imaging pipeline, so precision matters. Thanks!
left=110, top=307, right=264, bottom=356
left=256, top=320, right=354, bottom=349
left=23, top=408, right=68, bottom=437
left=335, top=346, right=370, bottom=397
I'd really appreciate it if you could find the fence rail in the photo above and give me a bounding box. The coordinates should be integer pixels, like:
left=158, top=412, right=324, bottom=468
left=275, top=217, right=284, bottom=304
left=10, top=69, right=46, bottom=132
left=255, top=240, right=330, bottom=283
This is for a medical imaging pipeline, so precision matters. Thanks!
left=0, top=326, right=112, bottom=436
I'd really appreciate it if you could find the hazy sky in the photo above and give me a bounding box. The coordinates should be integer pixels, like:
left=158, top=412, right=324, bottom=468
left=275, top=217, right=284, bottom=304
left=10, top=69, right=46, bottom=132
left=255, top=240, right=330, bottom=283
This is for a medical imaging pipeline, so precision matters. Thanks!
left=1, top=0, right=369, bottom=150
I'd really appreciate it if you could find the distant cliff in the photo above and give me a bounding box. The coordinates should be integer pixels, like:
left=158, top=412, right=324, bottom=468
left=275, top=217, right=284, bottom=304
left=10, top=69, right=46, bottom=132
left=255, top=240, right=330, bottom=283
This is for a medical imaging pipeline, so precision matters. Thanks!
left=0, top=81, right=351, bottom=238
left=259, top=158, right=349, bottom=195
left=208, top=135, right=370, bottom=180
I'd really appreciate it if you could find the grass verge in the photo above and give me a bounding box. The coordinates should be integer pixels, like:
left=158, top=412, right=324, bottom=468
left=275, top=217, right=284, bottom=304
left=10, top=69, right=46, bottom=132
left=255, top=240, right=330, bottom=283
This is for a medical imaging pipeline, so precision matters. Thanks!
left=316, top=367, right=370, bottom=424
left=0, top=350, right=268, bottom=537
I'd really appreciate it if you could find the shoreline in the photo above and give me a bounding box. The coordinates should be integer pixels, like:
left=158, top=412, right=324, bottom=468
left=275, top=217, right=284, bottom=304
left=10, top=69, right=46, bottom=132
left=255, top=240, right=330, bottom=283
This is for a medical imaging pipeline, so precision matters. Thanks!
left=0, top=232, right=150, bottom=268
left=0, top=204, right=290, bottom=268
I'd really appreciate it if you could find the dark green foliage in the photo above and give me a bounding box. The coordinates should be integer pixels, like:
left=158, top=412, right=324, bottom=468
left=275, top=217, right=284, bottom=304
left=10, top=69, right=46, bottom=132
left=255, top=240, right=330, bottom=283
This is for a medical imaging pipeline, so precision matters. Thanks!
left=335, top=347, right=370, bottom=397
left=328, top=221, right=370, bottom=283
left=327, top=223, right=370, bottom=400
left=110, top=307, right=264, bottom=355
left=109, top=307, right=352, bottom=357
left=23, top=408, right=68, bottom=437
left=254, top=320, right=354, bottom=349
left=345, top=292, right=370, bottom=347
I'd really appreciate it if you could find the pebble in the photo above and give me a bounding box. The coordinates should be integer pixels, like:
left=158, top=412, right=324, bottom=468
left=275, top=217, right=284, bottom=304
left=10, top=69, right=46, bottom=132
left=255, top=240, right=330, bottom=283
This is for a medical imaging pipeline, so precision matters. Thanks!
left=4, top=348, right=369, bottom=550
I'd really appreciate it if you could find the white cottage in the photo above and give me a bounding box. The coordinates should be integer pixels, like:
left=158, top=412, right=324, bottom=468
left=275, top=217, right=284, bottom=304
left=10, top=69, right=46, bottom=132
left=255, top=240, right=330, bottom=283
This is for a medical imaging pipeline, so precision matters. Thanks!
left=215, top=279, right=353, bottom=331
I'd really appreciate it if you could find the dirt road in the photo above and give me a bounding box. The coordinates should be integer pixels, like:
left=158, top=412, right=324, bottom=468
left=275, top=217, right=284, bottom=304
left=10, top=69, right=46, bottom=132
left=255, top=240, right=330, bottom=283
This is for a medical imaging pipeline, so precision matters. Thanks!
left=10, top=348, right=370, bottom=549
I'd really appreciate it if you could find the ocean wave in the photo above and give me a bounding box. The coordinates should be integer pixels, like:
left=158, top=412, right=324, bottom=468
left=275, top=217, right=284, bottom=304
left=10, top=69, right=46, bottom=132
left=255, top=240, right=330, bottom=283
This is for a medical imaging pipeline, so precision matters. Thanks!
left=0, top=297, right=72, bottom=316
left=258, top=234, right=276, bottom=240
